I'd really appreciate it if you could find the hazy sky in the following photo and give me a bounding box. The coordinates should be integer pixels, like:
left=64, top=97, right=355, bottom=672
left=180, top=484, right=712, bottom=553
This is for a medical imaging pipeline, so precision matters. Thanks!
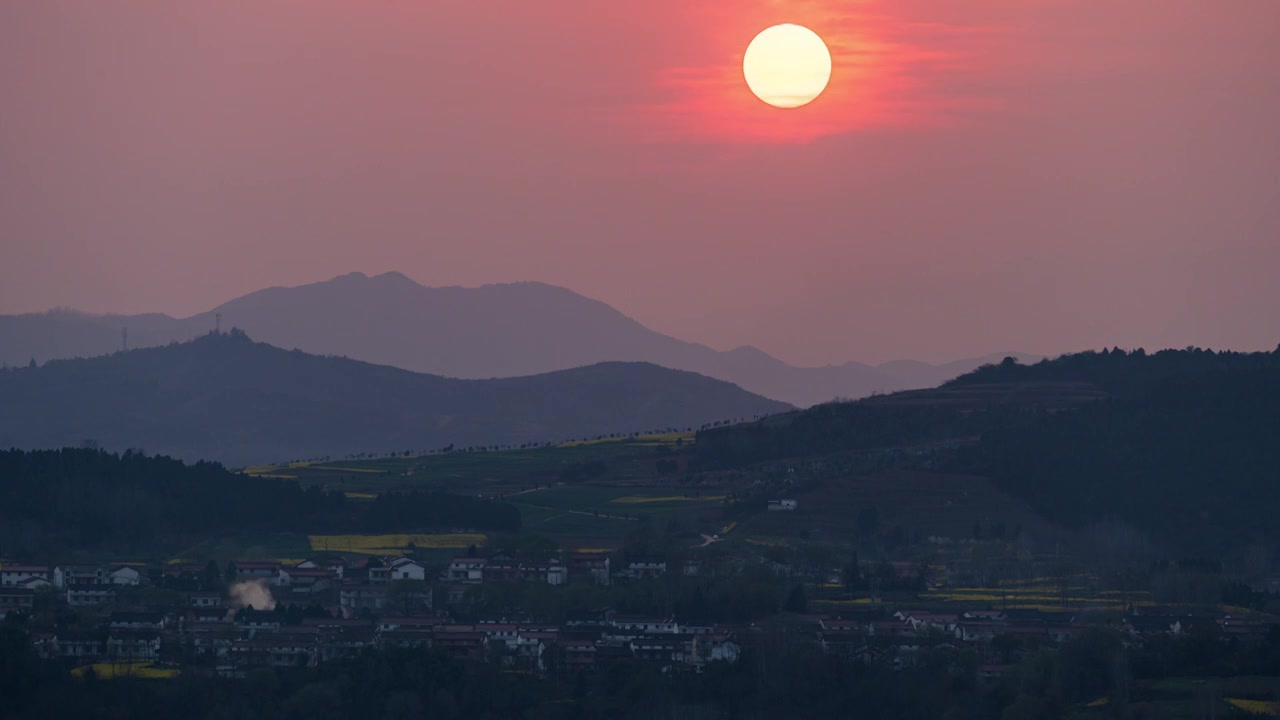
left=2, top=1, right=1278, bottom=365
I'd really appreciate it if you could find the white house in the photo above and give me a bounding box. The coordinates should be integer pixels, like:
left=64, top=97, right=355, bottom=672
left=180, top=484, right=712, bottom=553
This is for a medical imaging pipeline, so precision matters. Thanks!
left=231, top=561, right=281, bottom=583
left=19, top=576, right=52, bottom=591
left=388, top=558, right=426, bottom=583
left=767, top=499, right=798, bottom=512
left=611, top=616, right=678, bottom=634
left=108, top=566, right=143, bottom=586
left=444, top=558, right=487, bottom=584
left=54, top=565, right=106, bottom=588
left=1, top=565, right=51, bottom=587
left=627, top=558, right=667, bottom=579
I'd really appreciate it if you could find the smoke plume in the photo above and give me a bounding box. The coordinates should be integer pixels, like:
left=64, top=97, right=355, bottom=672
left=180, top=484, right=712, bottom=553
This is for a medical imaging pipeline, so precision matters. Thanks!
left=229, top=579, right=276, bottom=611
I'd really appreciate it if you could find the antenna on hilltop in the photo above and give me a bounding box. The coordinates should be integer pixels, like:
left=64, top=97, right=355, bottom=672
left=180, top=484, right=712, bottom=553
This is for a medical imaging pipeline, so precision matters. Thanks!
left=122, top=327, right=128, bottom=352
left=215, top=312, right=222, bottom=334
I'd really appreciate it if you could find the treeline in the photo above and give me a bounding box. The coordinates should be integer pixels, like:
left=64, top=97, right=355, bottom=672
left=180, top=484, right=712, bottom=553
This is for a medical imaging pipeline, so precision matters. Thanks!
left=0, top=449, right=519, bottom=557
left=948, top=345, right=1280, bottom=393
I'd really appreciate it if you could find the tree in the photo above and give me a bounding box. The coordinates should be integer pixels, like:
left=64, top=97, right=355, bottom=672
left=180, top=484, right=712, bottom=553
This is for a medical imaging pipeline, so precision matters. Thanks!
left=783, top=584, right=808, bottom=613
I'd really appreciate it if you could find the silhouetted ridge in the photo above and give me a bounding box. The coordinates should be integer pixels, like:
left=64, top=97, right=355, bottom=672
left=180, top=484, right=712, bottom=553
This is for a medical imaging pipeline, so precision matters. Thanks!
left=0, top=272, right=1038, bottom=406
left=0, top=332, right=789, bottom=465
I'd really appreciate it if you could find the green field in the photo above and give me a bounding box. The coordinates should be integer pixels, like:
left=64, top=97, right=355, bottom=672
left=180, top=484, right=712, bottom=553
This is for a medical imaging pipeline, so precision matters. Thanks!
left=241, top=433, right=696, bottom=495
left=510, top=485, right=726, bottom=549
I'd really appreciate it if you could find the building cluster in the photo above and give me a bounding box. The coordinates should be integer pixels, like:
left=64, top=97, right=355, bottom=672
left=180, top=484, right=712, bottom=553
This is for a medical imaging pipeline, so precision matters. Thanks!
left=0, top=554, right=739, bottom=676
left=5, top=557, right=1276, bottom=680
left=808, top=605, right=1280, bottom=679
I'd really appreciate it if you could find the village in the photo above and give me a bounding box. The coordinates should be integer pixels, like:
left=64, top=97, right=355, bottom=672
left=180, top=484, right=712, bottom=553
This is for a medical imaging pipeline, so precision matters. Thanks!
left=4, top=551, right=1275, bottom=683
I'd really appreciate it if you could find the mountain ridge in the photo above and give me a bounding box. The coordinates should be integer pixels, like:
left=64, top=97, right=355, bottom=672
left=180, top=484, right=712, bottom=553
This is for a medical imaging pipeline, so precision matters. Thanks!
left=0, top=272, right=1040, bottom=405
left=0, top=331, right=790, bottom=466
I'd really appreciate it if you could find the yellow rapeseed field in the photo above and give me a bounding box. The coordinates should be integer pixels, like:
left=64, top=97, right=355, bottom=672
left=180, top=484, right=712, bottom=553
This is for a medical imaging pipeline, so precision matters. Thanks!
left=1225, top=699, right=1280, bottom=716
left=343, top=492, right=377, bottom=500
left=308, top=533, right=485, bottom=554
left=72, top=662, right=180, bottom=680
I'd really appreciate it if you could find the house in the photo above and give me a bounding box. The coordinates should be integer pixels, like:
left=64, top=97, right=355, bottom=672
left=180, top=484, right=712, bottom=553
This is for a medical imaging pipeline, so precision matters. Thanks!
left=108, top=631, right=162, bottom=661
left=191, top=607, right=231, bottom=624
left=480, top=623, right=520, bottom=650
left=110, top=611, right=167, bottom=630
left=483, top=561, right=521, bottom=584
left=295, top=558, right=346, bottom=580
left=338, top=585, right=387, bottom=611
left=1, top=565, right=51, bottom=587
left=519, top=561, right=567, bottom=586
left=570, top=554, right=611, bottom=586
left=626, top=557, right=667, bottom=579
left=0, top=587, right=35, bottom=617
left=433, top=627, right=486, bottom=659
left=631, top=635, right=685, bottom=663
left=55, top=630, right=106, bottom=660
left=688, top=633, right=740, bottom=667
left=278, top=567, right=336, bottom=591
left=767, top=499, right=798, bottom=512
left=105, top=565, right=143, bottom=586
left=19, top=576, right=52, bottom=591
left=516, top=630, right=557, bottom=671
left=445, top=557, right=487, bottom=584
left=231, top=638, right=315, bottom=668
left=232, top=561, right=281, bottom=583
left=54, top=565, right=106, bottom=588
left=378, top=616, right=446, bottom=634
left=67, top=582, right=116, bottom=606
left=368, top=565, right=390, bottom=585
left=189, top=591, right=224, bottom=608
left=387, top=557, right=426, bottom=583
left=612, top=616, right=678, bottom=634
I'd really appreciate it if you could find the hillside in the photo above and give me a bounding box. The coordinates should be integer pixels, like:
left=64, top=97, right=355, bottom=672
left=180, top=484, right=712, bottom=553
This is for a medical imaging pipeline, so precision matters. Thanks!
left=0, top=448, right=520, bottom=557
left=0, top=272, right=1038, bottom=406
left=0, top=331, right=790, bottom=466
left=694, top=347, right=1280, bottom=553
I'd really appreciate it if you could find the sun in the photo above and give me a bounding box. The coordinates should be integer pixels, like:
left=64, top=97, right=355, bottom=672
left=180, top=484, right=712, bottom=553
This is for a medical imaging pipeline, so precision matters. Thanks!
left=743, top=24, right=832, bottom=109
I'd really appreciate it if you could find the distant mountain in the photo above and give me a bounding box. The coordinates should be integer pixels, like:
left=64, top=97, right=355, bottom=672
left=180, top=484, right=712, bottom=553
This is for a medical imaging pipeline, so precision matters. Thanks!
left=0, top=272, right=1039, bottom=406
left=0, top=332, right=790, bottom=466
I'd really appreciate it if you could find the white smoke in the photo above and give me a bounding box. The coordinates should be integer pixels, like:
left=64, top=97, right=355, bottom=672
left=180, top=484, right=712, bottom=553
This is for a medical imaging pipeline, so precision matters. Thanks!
left=229, top=579, right=276, bottom=611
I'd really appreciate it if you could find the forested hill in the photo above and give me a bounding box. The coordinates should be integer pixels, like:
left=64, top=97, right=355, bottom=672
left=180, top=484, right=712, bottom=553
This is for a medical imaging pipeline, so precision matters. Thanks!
left=0, top=448, right=519, bottom=558
left=0, top=331, right=789, bottom=465
left=961, top=352, right=1280, bottom=552
left=948, top=345, right=1280, bottom=393
left=695, top=346, right=1280, bottom=552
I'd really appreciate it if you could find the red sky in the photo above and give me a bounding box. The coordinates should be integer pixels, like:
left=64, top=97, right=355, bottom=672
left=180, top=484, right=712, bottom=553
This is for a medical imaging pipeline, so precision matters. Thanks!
left=2, top=0, right=1278, bottom=364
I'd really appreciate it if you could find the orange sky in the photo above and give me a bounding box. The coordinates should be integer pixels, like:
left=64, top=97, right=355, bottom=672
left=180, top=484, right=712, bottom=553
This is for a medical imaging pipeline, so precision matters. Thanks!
left=1, top=0, right=1278, bottom=364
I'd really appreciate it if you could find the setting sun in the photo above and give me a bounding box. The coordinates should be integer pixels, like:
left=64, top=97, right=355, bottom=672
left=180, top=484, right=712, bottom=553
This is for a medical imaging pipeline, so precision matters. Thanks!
left=743, top=24, right=832, bottom=108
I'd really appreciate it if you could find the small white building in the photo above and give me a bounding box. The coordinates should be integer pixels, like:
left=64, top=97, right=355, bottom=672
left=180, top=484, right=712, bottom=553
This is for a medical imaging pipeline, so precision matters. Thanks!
left=108, top=566, right=143, bottom=586
left=767, top=499, right=798, bottom=512
left=388, top=557, right=426, bottom=583
left=54, top=565, right=106, bottom=588
left=444, top=558, right=487, bottom=584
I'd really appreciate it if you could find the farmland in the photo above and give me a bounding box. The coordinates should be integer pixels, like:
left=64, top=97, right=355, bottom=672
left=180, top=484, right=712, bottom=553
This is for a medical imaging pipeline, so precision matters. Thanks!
left=307, top=533, right=486, bottom=554
left=71, top=663, right=181, bottom=680
left=240, top=432, right=696, bottom=495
